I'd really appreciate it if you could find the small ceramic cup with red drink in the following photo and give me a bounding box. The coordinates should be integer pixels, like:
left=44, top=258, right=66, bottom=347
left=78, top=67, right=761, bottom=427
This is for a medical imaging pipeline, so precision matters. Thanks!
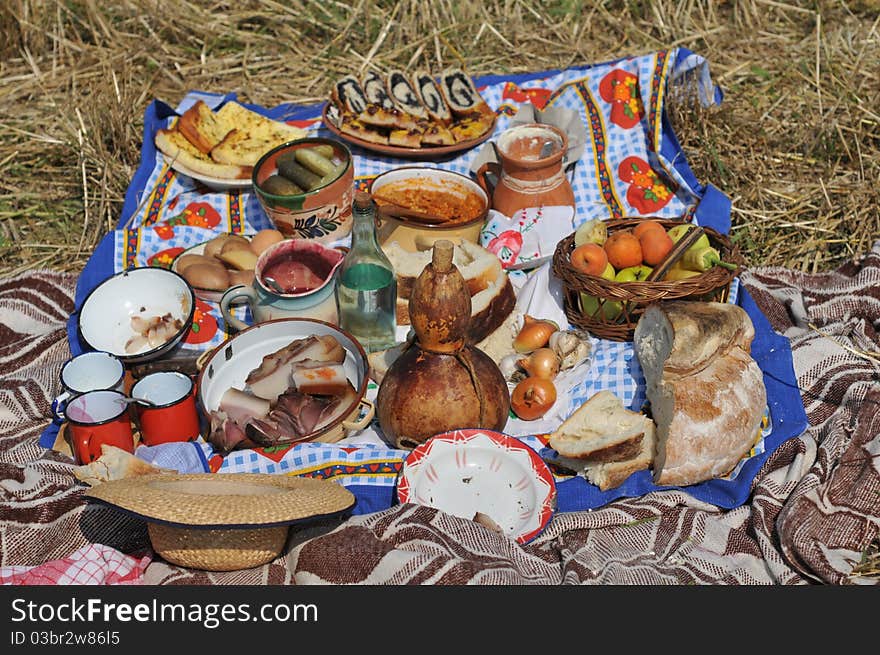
left=131, top=371, right=201, bottom=446
left=64, top=390, right=135, bottom=464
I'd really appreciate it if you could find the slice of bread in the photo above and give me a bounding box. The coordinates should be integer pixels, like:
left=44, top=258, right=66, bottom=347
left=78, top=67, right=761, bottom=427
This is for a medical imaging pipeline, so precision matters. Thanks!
left=549, top=391, right=653, bottom=463
left=155, top=124, right=251, bottom=180
left=72, top=444, right=172, bottom=486
left=578, top=421, right=655, bottom=491
left=387, top=70, right=428, bottom=119
left=177, top=100, right=230, bottom=154
left=362, top=71, right=395, bottom=110
left=413, top=71, right=453, bottom=125
left=440, top=68, right=492, bottom=118
left=208, top=105, right=307, bottom=166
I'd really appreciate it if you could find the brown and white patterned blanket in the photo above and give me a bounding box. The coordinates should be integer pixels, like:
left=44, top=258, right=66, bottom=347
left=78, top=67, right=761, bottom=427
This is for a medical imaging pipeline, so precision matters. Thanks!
left=2, top=245, right=879, bottom=585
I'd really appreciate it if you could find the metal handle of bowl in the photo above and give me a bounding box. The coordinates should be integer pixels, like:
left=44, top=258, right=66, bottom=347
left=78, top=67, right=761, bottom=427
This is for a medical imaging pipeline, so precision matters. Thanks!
left=195, top=347, right=216, bottom=372
left=342, top=398, right=375, bottom=433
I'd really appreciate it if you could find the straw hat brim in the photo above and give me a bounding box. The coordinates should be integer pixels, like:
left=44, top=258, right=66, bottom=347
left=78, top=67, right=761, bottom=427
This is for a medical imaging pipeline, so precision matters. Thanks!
left=84, top=473, right=355, bottom=529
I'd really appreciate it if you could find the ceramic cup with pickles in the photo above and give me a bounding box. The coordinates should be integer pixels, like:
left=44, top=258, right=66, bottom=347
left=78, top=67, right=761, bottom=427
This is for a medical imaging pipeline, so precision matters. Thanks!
left=220, top=238, right=345, bottom=331
left=252, top=137, right=354, bottom=244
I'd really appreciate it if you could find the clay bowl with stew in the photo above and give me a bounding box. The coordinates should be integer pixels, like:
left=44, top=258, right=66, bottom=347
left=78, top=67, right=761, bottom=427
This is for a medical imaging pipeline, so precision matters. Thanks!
left=368, top=167, right=489, bottom=252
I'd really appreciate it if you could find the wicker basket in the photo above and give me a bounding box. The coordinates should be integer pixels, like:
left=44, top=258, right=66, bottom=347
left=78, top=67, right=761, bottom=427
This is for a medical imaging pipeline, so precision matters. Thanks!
left=551, top=218, right=744, bottom=341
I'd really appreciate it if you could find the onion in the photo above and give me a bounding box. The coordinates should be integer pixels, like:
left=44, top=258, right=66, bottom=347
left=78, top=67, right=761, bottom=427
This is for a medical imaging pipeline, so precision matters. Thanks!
left=513, top=315, right=558, bottom=353
left=510, top=377, right=557, bottom=421
left=518, top=348, right=560, bottom=380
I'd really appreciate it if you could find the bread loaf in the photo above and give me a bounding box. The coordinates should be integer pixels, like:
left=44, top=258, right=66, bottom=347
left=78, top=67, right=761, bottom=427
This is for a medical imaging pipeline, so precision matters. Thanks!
left=548, top=390, right=655, bottom=491
left=383, top=240, right=515, bottom=344
left=634, top=301, right=766, bottom=487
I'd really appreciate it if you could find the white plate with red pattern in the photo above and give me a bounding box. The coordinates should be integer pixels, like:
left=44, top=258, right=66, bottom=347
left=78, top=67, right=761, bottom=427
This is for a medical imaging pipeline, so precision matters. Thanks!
left=396, top=429, right=557, bottom=544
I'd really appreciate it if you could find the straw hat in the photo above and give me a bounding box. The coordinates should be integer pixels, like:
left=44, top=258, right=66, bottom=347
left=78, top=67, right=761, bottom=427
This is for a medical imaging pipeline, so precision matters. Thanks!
left=85, top=473, right=355, bottom=571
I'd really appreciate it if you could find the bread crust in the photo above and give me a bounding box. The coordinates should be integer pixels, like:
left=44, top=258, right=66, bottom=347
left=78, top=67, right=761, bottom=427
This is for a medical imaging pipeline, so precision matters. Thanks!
left=635, top=301, right=767, bottom=487
left=155, top=126, right=251, bottom=179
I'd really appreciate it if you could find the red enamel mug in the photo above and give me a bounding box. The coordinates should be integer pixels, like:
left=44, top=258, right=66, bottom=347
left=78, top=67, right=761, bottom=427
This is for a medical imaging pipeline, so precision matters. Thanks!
left=65, top=390, right=135, bottom=464
left=131, top=371, right=200, bottom=446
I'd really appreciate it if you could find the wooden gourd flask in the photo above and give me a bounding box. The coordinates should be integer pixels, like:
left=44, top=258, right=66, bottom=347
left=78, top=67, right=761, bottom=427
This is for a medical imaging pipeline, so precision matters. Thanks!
left=376, top=240, right=511, bottom=449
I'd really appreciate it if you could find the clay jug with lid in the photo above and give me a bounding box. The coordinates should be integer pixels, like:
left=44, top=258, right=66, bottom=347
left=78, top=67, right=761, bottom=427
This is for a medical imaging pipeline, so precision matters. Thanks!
left=476, top=123, right=575, bottom=218
left=375, top=240, right=510, bottom=449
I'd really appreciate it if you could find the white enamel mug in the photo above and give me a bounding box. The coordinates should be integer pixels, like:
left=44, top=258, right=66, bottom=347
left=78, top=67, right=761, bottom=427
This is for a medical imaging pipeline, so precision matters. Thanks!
left=52, top=351, right=125, bottom=422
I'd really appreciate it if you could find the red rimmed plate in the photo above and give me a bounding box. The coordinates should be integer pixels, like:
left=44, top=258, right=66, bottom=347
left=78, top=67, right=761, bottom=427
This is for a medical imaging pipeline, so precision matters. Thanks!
left=321, top=103, right=496, bottom=160
left=397, top=429, right=557, bottom=544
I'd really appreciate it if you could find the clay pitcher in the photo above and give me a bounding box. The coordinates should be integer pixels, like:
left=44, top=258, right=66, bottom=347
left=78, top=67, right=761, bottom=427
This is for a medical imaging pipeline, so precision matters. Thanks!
left=477, top=123, right=575, bottom=222
left=476, top=123, right=575, bottom=218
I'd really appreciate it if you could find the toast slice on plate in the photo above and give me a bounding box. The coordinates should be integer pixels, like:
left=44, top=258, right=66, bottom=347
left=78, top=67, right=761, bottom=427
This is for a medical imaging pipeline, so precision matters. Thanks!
left=177, top=100, right=231, bottom=154
left=155, top=123, right=251, bottom=180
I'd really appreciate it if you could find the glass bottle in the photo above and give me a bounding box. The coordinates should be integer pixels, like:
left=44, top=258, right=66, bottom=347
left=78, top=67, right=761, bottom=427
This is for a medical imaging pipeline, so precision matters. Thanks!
left=335, top=191, right=397, bottom=352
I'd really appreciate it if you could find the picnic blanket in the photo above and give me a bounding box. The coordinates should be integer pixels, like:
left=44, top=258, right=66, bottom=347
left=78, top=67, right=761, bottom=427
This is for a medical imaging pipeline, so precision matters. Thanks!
left=43, top=49, right=804, bottom=516
left=2, top=248, right=879, bottom=584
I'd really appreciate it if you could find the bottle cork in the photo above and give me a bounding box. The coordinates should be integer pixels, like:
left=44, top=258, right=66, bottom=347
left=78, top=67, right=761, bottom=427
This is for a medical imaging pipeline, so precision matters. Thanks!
left=353, top=190, right=372, bottom=210
left=431, top=239, right=455, bottom=272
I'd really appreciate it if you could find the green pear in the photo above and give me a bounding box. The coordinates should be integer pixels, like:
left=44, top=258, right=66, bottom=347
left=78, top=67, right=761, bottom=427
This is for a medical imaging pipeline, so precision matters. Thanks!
left=600, top=261, right=616, bottom=280
left=667, top=223, right=710, bottom=250
left=579, top=292, right=622, bottom=320
left=614, top=264, right=653, bottom=282
left=574, top=218, right=608, bottom=247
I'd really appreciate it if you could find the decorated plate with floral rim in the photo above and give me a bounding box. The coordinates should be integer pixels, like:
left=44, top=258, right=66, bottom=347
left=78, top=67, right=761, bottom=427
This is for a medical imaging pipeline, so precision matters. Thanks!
left=397, top=429, right=557, bottom=544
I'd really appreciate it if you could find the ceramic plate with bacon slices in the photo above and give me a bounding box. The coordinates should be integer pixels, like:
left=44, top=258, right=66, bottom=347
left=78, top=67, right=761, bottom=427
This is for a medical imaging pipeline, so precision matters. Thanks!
left=397, top=429, right=557, bottom=544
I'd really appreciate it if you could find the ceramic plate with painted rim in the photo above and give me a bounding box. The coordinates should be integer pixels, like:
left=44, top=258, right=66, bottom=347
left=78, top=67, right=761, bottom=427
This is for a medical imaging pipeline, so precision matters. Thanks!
left=397, top=429, right=557, bottom=544
left=164, top=156, right=253, bottom=191
left=321, top=104, right=496, bottom=160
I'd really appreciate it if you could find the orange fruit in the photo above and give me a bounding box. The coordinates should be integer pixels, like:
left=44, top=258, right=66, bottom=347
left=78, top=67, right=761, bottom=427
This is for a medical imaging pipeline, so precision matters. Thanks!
left=570, top=242, right=609, bottom=276
left=633, top=220, right=666, bottom=240
left=603, top=230, right=643, bottom=269
left=638, top=228, right=674, bottom=266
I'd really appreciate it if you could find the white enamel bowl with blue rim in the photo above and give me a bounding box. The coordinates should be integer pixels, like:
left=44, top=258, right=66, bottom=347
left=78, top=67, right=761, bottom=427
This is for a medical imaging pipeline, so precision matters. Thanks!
left=77, top=267, right=196, bottom=364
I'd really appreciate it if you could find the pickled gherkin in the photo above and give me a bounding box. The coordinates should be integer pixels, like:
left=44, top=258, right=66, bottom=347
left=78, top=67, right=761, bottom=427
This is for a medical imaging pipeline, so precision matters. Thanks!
left=295, top=148, right=336, bottom=177
left=261, top=174, right=303, bottom=195
left=277, top=152, right=322, bottom=191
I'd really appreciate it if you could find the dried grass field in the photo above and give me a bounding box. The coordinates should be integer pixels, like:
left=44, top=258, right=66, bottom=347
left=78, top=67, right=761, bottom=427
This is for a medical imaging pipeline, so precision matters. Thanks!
left=0, top=0, right=878, bottom=278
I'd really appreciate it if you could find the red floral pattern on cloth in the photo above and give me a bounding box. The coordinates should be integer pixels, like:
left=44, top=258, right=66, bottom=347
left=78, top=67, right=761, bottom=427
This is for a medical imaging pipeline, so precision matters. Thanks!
left=486, top=230, right=524, bottom=267
left=598, top=69, right=644, bottom=129
left=184, top=299, right=219, bottom=345
left=501, top=82, right=552, bottom=110
left=147, top=246, right=184, bottom=269
left=617, top=156, right=675, bottom=213
left=153, top=201, right=222, bottom=240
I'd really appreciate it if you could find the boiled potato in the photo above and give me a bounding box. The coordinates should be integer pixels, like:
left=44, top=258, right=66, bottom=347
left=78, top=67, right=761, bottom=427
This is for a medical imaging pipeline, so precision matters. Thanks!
left=250, top=229, right=284, bottom=256
left=203, top=234, right=233, bottom=259
left=217, top=248, right=259, bottom=271
left=176, top=253, right=225, bottom=275
left=229, top=269, right=256, bottom=287
left=220, top=237, right=257, bottom=256
left=183, top=262, right=231, bottom=291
